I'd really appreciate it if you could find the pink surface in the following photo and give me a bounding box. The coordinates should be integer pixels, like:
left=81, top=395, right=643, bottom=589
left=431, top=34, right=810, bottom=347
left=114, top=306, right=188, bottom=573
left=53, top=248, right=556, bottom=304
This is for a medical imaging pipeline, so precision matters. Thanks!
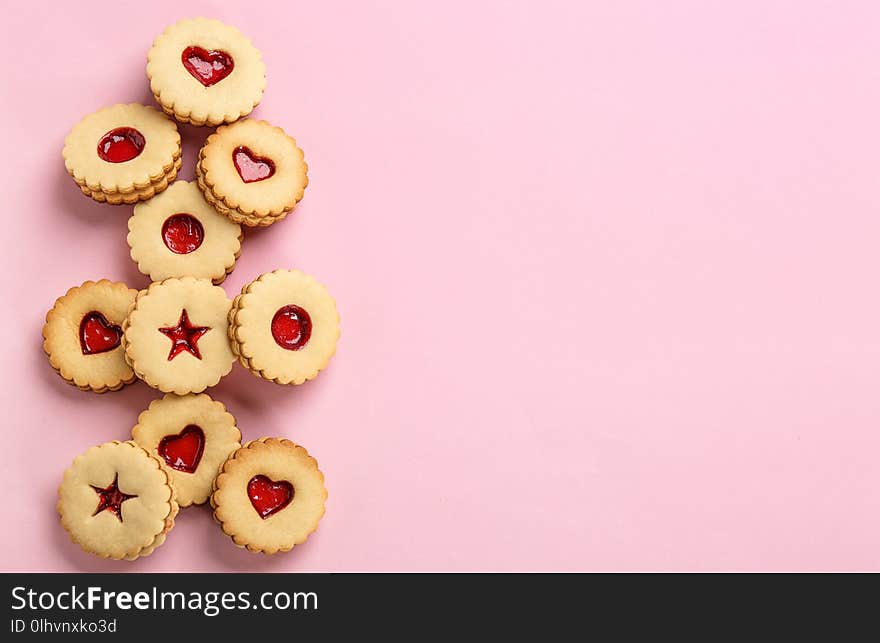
left=1, top=1, right=880, bottom=572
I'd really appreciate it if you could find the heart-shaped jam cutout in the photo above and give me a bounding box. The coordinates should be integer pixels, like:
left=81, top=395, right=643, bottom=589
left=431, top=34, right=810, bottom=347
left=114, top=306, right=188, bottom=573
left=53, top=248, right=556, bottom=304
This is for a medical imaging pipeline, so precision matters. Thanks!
left=247, top=475, right=294, bottom=519
left=233, top=146, right=276, bottom=183
left=271, top=304, right=312, bottom=351
left=158, top=425, right=205, bottom=473
left=162, top=214, right=204, bottom=254
left=96, top=127, right=145, bottom=163
left=181, top=46, right=234, bottom=87
left=79, top=311, right=122, bottom=355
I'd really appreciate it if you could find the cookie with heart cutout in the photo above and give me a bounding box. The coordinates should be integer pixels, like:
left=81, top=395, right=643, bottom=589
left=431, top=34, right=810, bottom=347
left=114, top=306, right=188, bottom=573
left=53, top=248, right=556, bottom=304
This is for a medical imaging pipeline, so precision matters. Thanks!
left=57, top=440, right=179, bottom=560
left=148, top=18, right=266, bottom=127
left=123, top=277, right=235, bottom=395
left=211, top=438, right=327, bottom=554
left=63, top=103, right=181, bottom=201
left=196, top=119, right=308, bottom=227
left=228, top=270, right=340, bottom=385
left=128, top=181, right=242, bottom=284
left=43, top=280, right=139, bottom=393
left=131, top=393, right=241, bottom=507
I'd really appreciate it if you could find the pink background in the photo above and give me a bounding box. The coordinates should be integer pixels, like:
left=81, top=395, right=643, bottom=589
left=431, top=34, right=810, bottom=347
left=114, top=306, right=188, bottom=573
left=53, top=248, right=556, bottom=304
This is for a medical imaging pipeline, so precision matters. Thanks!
left=1, top=0, right=879, bottom=571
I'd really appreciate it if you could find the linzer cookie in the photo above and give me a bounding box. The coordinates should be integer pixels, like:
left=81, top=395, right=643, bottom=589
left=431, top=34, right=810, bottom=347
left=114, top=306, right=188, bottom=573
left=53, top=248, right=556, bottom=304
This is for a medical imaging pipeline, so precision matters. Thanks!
left=148, top=18, right=265, bottom=126
left=229, top=270, right=340, bottom=385
left=123, top=277, right=235, bottom=395
left=63, top=103, right=181, bottom=203
left=43, top=280, right=138, bottom=393
left=128, top=181, right=242, bottom=284
left=211, top=438, right=327, bottom=554
left=132, top=393, right=241, bottom=506
left=196, top=119, right=308, bottom=227
left=51, top=18, right=341, bottom=560
left=58, top=441, right=178, bottom=560
left=78, top=157, right=182, bottom=205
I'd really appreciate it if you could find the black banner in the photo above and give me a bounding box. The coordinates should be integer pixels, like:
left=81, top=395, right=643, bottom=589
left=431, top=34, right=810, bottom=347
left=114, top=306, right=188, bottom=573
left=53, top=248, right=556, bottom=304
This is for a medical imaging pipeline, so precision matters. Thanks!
left=2, top=573, right=590, bottom=636
left=0, top=572, right=868, bottom=635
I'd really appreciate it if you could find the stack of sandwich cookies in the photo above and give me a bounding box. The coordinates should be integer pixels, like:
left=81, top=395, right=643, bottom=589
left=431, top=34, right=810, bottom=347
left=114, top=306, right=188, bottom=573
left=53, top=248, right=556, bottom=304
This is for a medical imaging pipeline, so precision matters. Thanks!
left=63, top=104, right=181, bottom=204
left=196, top=119, right=308, bottom=227
left=58, top=441, right=179, bottom=560
left=148, top=18, right=265, bottom=126
left=128, top=180, right=243, bottom=284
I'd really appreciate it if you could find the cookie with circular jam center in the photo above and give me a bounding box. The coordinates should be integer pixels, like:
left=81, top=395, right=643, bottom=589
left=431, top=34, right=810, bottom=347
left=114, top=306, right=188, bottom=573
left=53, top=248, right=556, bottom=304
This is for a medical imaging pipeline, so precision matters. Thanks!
left=63, top=103, right=181, bottom=201
left=128, top=181, right=242, bottom=284
left=228, top=270, right=340, bottom=385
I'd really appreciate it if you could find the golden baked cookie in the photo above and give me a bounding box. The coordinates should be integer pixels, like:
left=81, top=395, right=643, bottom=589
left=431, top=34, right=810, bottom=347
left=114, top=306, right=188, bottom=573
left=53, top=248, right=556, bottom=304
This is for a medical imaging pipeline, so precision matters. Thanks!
left=148, top=18, right=266, bottom=126
left=195, top=164, right=287, bottom=227
left=229, top=270, right=340, bottom=385
left=211, top=438, right=327, bottom=554
left=57, top=441, right=178, bottom=560
left=123, top=277, right=235, bottom=395
left=132, top=393, right=241, bottom=507
left=128, top=181, right=242, bottom=284
left=197, top=119, right=308, bottom=226
left=63, top=103, right=181, bottom=201
left=79, top=156, right=182, bottom=204
left=43, top=280, right=138, bottom=393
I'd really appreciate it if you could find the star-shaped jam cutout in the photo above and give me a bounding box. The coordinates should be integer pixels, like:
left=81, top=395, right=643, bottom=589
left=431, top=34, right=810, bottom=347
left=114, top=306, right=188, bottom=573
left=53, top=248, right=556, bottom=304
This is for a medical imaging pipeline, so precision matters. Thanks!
left=158, top=309, right=210, bottom=361
left=91, top=474, right=137, bottom=522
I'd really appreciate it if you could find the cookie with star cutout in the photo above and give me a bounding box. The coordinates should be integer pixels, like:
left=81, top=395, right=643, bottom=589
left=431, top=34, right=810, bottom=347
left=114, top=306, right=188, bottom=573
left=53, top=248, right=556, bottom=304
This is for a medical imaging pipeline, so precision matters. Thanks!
left=211, top=437, right=327, bottom=554
left=122, top=277, right=235, bottom=395
left=132, top=393, right=241, bottom=507
left=43, top=280, right=139, bottom=393
left=57, top=440, right=179, bottom=560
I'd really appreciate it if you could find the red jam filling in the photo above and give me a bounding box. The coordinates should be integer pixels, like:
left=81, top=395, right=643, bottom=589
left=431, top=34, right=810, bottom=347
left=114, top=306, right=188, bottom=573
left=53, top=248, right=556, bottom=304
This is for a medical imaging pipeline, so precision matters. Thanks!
left=79, top=311, right=122, bottom=355
left=91, top=474, right=136, bottom=522
left=162, top=214, right=205, bottom=254
left=247, top=475, right=294, bottom=519
left=158, top=425, right=205, bottom=473
left=96, top=127, right=146, bottom=163
left=232, top=146, right=276, bottom=183
left=271, top=305, right=312, bottom=351
left=181, top=46, right=235, bottom=87
left=158, top=309, right=210, bottom=361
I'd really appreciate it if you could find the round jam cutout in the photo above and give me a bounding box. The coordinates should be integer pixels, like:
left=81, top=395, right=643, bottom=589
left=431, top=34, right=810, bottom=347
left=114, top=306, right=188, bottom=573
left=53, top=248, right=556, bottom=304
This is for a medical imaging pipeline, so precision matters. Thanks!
left=97, top=127, right=146, bottom=163
left=271, top=305, right=312, bottom=351
left=161, top=214, right=205, bottom=254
